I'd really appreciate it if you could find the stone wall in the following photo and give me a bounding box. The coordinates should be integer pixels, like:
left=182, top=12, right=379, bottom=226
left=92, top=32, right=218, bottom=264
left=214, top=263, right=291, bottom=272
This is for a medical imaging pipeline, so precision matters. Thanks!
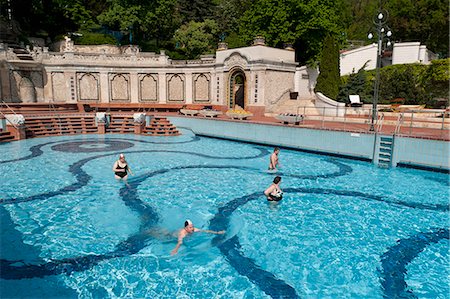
left=0, top=42, right=298, bottom=115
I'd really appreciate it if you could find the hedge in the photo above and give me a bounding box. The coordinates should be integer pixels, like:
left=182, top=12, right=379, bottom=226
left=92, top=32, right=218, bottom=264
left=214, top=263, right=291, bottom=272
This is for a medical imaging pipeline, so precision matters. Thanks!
left=338, top=58, right=449, bottom=108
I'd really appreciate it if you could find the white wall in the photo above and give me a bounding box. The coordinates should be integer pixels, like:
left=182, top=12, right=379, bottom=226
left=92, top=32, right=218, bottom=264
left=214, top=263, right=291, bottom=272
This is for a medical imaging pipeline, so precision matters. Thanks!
left=392, top=42, right=421, bottom=64
left=340, top=44, right=377, bottom=76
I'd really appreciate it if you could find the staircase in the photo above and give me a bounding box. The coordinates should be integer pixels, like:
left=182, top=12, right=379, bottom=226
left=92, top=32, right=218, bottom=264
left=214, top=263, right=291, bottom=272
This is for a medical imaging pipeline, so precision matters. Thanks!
left=0, top=130, right=14, bottom=142
left=143, top=116, right=180, bottom=136
left=377, top=136, right=394, bottom=168
left=106, top=114, right=135, bottom=134
left=25, top=115, right=97, bottom=138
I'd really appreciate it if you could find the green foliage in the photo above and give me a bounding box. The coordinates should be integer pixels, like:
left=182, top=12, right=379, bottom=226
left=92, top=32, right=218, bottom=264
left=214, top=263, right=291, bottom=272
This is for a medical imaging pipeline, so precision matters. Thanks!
left=224, top=32, right=247, bottom=49
left=2, top=0, right=448, bottom=61
left=386, top=0, right=449, bottom=57
left=338, top=59, right=449, bottom=108
left=238, top=0, right=345, bottom=65
left=421, top=58, right=450, bottom=103
left=314, top=34, right=341, bottom=99
left=337, top=63, right=370, bottom=103
left=74, top=32, right=116, bottom=45
left=173, top=19, right=219, bottom=59
left=376, top=64, right=425, bottom=105
left=178, top=0, right=216, bottom=23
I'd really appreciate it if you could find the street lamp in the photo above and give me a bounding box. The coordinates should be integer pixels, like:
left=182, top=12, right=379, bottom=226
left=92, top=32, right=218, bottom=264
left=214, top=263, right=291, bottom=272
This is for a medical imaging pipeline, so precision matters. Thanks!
left=368, top=10, right=392, bottom=131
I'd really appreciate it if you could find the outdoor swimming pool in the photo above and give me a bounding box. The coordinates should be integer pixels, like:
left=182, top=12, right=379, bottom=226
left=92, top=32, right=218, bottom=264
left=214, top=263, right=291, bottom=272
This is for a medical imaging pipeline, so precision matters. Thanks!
left=1, top=131, right=448, bottom=298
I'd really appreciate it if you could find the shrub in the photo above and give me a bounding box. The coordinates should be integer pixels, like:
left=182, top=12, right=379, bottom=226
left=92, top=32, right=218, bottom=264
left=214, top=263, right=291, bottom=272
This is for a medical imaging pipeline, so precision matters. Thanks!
left=314, top=34, right=341, bottom=99
left=338, top=59, right=449, bottom=108
left=74, top=32, right=116, bottom=45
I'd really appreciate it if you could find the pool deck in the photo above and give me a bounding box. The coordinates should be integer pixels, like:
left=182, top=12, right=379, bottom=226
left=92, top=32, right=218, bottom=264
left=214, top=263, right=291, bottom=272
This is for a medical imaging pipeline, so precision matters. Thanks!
left=156, top=112, right=450, bottom=141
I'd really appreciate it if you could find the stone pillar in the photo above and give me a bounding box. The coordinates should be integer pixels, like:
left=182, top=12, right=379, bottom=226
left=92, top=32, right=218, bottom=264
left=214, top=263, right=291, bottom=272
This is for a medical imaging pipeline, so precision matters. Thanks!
left=133, top=113, right=145, bottom=134
left=97, top=123, right=106, bottom=134
left=130, top=72, right=139, bottom=103
left=43, top=69, right=53, bottom=102
left=185, top=72, right=193, bottom=104
left=99, top=72, right=109, bottom=103
left=7, top=125, right=26, bottom=140
left=95, top=112, right=107, bottom=134
left=294, top=67, right=301, bottom=93
left=158, top=73, right=166, bottom=103
left=5, top=114, right=26, bottom=140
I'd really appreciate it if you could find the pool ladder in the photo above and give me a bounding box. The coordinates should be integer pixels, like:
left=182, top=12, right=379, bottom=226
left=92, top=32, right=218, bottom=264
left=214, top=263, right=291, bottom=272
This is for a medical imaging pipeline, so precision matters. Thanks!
left=378, top=136, right=394, bottom=168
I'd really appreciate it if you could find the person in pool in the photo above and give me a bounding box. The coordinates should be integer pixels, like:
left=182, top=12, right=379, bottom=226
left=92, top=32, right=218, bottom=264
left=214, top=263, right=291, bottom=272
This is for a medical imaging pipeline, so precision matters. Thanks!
left=268, top=147, right=281, bottom=171
left=171, top=220, right=225, bottom=255
left=264, top=176, right=283, bottom=201
left=112, top=153, right=133, bottom=181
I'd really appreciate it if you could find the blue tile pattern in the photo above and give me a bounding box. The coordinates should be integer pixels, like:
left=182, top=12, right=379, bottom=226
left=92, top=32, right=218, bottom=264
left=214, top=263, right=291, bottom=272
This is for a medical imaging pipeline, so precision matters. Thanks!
left=0, top=137, right=447, bottom=299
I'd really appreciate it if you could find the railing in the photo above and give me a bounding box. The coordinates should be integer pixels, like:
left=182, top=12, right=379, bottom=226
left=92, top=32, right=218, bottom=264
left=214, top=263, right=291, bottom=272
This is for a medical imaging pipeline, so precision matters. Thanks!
left=0, top=101, right=19, bottom=129
left=394, top=113, right=404, bottom=135
left=49, top=101, right=63, bottom=134
left=275, top=105, right=449, bottom=139
left=270, top=89, right=291, bottom=105
left=377, top=113, right=385, bottom=133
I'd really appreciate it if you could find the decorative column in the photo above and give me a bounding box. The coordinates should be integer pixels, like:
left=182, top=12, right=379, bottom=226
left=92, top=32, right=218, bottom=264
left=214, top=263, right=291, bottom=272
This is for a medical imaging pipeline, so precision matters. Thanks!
left=185, top=72, right=193, bottom=104
left=99, top=72, right=109, bottom=103
left=130, top=72, right=139, bottom=103
left=95, top=112, right=107, bottom=134
left=5, top=114, right=26, bottom=140
left=158, top=73, right=166, bottom=103
left=133, top=113, right=145, bottom=134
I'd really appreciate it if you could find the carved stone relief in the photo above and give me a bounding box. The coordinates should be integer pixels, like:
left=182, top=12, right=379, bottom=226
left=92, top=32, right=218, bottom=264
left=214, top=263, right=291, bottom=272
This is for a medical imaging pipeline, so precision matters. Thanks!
left=51, top=72, right=66, bottom=102
left=193, top=73, right=210, bottom=102
left=224, top=53, right=248, bottom=71
left=139, top=74, right=158, bottom=102
left=110, top=73, right=130, bottom=102
left=77, top=73, right=99, bottom=101
left=167, top=74, right=185, bottom=102
left=10, top=70, right=40, bottom=103
left=19, top=77, right=36, bottom=103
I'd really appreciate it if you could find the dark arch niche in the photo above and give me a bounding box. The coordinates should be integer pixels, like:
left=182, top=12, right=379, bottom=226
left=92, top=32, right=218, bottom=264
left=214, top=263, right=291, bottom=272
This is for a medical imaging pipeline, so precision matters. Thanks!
left=229, top=69, right=246, bottom=109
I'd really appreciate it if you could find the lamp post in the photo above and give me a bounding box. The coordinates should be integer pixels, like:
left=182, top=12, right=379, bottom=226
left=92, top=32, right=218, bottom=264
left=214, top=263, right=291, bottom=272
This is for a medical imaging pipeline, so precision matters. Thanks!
left=368, top=11, right=392, bottom=131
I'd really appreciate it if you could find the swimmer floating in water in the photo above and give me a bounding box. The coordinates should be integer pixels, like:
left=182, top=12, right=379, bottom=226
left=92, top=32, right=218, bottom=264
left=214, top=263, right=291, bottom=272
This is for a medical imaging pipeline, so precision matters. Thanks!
left=264, top=176, right=283, bottom=201
left=171, top=219, right=225, bottom=255
left=112, top=153, right=133, bottom=181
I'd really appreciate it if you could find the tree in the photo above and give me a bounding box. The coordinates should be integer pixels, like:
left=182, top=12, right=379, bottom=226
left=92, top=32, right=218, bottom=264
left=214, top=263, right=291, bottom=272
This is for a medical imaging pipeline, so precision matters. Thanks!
left=314, top=34, right=341, bottom=99
left=177, top=0, right=216, bottom=23
left=338, top=62, right=370, bottom=103
left=238, top=0, right=345, bottom=65
left=386, top=0, right=449, bottom=57
left=173, top=19, right=219, bottom=59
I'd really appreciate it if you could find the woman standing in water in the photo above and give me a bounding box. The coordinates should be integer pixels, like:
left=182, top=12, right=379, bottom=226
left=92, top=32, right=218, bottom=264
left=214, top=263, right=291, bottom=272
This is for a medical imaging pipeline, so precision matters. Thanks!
left=112, top=153, right=133, bottom=181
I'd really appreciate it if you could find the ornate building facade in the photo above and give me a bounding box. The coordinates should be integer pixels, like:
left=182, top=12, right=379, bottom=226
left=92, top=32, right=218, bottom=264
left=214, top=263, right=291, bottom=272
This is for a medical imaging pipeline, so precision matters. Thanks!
left=0, top=40, right=303, bottom=116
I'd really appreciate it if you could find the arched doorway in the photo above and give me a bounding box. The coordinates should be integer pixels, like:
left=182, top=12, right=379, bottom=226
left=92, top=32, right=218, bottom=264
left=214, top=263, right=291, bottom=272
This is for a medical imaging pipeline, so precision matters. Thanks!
left=228, top=70, right=246, bottom=109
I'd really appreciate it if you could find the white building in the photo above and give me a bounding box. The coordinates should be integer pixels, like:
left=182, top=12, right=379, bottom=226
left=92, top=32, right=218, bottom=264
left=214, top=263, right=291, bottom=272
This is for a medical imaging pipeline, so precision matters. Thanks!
left=339, top=42, right=436, bottom=76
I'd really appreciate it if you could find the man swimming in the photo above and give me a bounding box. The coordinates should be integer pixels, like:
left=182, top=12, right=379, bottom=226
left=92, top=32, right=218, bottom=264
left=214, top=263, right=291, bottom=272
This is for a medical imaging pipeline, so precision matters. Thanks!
left=170, top=219, right=225, bottom=255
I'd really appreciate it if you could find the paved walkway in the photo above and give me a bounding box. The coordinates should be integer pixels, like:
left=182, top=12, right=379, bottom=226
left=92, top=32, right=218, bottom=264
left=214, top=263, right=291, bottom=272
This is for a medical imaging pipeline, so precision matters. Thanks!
left=156, top=112, right=449, bottom=141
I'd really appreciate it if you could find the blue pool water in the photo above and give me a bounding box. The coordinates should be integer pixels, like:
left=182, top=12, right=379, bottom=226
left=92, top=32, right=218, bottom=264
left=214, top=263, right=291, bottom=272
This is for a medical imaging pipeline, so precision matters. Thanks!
left=1, top=131, right=448, bottom=298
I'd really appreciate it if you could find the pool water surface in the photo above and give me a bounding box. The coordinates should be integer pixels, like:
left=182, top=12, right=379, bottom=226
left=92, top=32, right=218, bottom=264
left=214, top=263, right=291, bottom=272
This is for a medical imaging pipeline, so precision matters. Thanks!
left=0, top=132, right=448, bottom=298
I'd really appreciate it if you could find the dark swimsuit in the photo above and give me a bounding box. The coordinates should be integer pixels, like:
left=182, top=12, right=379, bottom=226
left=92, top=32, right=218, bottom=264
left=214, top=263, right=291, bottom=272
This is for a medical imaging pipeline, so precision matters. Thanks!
left=115, top=162, right=128, bottom=178
left=268, top=194, right=282, bottom=201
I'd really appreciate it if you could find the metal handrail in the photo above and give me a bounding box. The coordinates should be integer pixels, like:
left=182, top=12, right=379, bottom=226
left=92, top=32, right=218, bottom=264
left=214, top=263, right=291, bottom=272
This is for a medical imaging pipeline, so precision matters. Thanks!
left=394, top=113, right=404, bottom=135
left=270, top=89, right=291, bottom=105
left=377, top=113, right=385, bottom=132
left=49, top=102, right=63, bottom=134
left=0, top=101, right=19, bottom=129
left=0, top=109, right=18, bottom=130
left=1, top=101, right=19, bottom=116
